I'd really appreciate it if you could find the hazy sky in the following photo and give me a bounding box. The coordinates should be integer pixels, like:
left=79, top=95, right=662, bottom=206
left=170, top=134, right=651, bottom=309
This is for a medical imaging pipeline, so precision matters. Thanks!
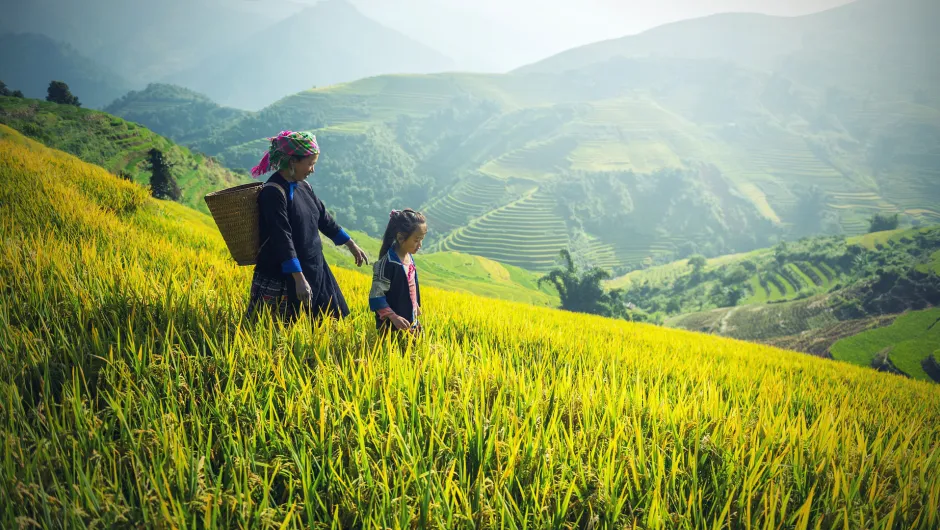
left=332, top=0, right=855, bottom=71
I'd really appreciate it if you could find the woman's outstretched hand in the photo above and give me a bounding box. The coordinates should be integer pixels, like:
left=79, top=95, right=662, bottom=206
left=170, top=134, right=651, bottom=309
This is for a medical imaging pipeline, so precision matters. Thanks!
left=345, top=240, right=369, bottom=267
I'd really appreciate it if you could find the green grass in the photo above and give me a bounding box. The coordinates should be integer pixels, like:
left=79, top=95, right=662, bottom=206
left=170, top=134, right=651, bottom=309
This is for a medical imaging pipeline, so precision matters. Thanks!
left=849, top=228, right=909, bottom=249
left=0, top=96, right=247, bottom=214
left=830, top=308, right=940, bottom=382
left=744, top=275, right=770, bottom=304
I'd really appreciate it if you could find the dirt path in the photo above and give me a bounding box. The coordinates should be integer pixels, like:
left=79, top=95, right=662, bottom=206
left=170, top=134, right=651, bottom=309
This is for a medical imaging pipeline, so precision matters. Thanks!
left=718, top=306, right=742, bottom=335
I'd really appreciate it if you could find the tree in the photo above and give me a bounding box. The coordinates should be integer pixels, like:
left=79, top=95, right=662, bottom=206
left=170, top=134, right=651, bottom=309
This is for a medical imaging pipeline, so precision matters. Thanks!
left=727, top=286, right=746, bottom=306
left=2, top=81, right=26, bottom=99
left=774, top=241, right=790, bottom=266
left=146, top=148, right=181, bottom=201
left=46, top=81, right=81, bottom=107
left=688, top=255, right=707, bottom=272
left=688, top=254, right=707, bottom=283
left=868, top=213, right=899, bottom=233
left=539, top=249, right=616, bottom=317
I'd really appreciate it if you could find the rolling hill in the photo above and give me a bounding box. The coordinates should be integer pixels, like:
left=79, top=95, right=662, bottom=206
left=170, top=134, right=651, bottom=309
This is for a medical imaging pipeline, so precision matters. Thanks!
left=0, top=96, right=246, bottom=214
left=108, top=0, right=940, bottom=275
left=3, top=115, right=940, bottom=529
left=104, top=84, right=250, bottom=145
left=614, top=226, right=940, bottom=381
left=0, top=33, right=132, bottom=109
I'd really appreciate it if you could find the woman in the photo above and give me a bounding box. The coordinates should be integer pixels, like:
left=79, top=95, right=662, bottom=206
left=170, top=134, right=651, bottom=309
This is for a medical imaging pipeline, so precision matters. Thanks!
left=246, top=130, right=368, bottom=321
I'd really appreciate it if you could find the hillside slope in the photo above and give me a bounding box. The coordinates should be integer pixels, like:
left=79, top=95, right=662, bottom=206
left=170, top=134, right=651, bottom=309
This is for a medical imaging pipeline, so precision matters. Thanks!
left=2, top=122, right=940, bottom=528
left=616, top=227, right=940, bottom=380
left=104, top=84, right=250, bottom=145
left=0, top=96, right=247, bottom=214
left=112, top=46, right=940, bottom=274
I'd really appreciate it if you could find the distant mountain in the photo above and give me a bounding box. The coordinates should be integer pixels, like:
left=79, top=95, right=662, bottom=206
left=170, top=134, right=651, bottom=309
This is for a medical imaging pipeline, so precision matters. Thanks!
left=165, top=0, right=455, bottom=110
left=518, top=0, right=939, bottom=100
left=347, top=0, right=853, bottom=73
left=0, top=33, right=132, bottom=109
left=0, top=0, right=288, bottom=85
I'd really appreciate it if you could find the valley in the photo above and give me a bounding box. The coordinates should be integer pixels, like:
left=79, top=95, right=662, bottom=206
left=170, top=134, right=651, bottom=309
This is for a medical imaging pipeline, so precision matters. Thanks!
left=105, top=9, right=939, bottom=271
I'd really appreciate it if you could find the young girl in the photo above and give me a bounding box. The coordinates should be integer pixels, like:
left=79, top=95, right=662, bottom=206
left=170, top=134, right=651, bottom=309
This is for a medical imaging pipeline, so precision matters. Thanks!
left=368, top=209, right=427, bottom=334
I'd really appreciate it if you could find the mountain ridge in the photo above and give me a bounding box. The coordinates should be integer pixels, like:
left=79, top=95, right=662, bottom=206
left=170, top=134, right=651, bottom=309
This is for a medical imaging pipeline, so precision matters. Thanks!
left=164, top=0, right=455, bottom=110
left=105, top=0, right=940, bottom=273
left=0, top=32, right=133, bottom=109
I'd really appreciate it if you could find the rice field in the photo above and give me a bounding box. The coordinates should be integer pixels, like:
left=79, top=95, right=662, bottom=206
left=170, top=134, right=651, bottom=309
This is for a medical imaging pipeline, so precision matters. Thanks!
left=478, top=136, right=576, bottom=181
left=830, top=308, right=940, bottom=382
left=437, top=188, right=570, bottom=272
left=3, top=118, right=940, bottom=529
left=423, top=177, right=509, bottom=235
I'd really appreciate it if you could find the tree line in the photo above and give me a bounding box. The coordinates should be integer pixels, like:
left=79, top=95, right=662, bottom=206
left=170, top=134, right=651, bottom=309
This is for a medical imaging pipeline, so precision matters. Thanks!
left=1, top=79, right=84, bottom=106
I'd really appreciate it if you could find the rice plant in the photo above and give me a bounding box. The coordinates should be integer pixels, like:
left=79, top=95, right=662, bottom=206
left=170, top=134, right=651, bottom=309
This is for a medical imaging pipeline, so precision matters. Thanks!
left=1, top=131, right=939, bottom=528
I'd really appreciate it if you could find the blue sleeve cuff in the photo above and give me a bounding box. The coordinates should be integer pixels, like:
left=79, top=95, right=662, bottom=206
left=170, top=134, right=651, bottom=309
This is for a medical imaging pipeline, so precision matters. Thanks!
left=281, top=258, right=302, bottom=274
left=330, top=229, right=351, bottom=246
left=369, top=296, right=389, bottom=311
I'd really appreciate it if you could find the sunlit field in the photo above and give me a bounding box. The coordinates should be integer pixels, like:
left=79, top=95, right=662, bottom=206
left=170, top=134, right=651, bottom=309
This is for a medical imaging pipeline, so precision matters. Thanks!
left=2, top=130, right=939, bottom=528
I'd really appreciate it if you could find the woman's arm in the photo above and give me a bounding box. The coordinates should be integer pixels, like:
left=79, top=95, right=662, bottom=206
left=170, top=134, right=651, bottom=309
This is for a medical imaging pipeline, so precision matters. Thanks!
left=311, top=190, right=350, bottom=246
left=310, top=190, right=368, bottom=266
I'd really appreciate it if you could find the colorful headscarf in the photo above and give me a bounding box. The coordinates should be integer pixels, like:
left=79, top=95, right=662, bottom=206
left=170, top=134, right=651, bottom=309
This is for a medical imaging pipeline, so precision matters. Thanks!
left=250, top=130, right=320, bottom=178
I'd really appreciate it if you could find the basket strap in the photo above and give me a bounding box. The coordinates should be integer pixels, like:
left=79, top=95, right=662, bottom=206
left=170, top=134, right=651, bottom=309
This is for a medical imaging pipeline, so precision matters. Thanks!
left=257, top=182, right=288, bottom=260
left=261, top=182, right=287, bottom=199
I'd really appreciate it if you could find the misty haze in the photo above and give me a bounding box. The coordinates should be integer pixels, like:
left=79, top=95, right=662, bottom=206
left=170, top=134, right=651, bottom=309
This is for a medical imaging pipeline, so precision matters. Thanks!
left=1, top=0, right=939, bottom=527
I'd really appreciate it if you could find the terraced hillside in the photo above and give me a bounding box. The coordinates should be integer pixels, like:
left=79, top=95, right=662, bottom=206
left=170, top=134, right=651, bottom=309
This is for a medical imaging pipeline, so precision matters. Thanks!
left=436, top=188, right=570, bottom=272
left=0, top=96, right=246, bottom=213
left=108, top=0, right=940, bottom=273
left=744, top=260, right=844, bottom=304
left=422, top=176, right=509, bottom=235
left=620, top=227, right=940, bottom=378
left=127, top=67, right=937, bottom=272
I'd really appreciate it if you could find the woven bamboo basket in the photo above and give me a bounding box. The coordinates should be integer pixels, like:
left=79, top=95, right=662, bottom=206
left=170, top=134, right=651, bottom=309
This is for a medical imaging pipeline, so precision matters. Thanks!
left=204, top=183, right=264, bottom=266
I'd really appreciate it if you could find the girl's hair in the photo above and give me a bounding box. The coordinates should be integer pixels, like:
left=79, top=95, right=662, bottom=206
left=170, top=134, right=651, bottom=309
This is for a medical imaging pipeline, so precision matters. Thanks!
left=379, top=208, right=427, bottom=257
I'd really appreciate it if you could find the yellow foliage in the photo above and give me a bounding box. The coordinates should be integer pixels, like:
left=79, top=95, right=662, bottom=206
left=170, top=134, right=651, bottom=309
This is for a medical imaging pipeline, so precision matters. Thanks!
left=1, top=134, right=939, bottom=528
